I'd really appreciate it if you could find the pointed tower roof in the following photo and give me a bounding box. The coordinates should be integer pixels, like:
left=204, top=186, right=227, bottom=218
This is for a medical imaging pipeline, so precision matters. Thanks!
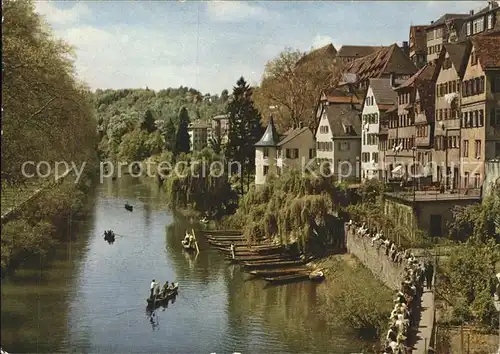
left=255, top=116, right=280, bottom=147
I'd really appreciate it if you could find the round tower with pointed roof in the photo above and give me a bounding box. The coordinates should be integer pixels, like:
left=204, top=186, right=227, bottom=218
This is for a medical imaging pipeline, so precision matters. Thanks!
left=254, top=115, right=280, bottom=185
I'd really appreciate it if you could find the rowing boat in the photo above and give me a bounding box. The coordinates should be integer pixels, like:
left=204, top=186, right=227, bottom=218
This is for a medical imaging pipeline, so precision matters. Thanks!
left=248, top=267, right=310, bottom=277
left=146, top=283, right=179, bottom=307
left=264, top=273, right=310, bottom=283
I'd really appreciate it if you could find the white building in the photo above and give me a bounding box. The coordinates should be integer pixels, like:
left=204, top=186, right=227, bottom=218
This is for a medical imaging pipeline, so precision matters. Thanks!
left=254, top=118, right=316, bottom=185
left=361, top=78, right=398, bottom=180
left=188, top=121, right=211, bottom=152
left=315, top=102, right=362, bottom=180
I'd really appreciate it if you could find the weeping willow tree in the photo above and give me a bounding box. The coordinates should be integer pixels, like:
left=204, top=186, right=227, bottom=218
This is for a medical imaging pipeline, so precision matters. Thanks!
left=163, top=148, right=238, bottom=218
left=223, top=169, right=348, bottom=252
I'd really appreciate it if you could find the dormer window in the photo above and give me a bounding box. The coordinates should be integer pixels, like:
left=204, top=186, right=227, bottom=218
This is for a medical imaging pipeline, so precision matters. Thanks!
left=487, top=13, right=494, bottom=29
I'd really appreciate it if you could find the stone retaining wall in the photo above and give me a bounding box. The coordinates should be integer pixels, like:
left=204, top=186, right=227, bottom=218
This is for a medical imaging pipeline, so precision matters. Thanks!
left=345, top=223, right=405, bottom=290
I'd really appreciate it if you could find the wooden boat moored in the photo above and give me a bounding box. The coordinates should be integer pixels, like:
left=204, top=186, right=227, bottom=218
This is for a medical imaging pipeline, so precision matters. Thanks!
left=264, top=273, right=310, bottom=284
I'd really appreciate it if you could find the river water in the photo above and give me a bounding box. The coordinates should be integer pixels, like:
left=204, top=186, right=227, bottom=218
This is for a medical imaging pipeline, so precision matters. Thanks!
left=1, top=176, right=376, bottom=353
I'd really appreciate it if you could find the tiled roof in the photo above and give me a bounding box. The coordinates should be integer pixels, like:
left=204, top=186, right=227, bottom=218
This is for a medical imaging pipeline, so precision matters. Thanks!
left=368, top=78, right=398, bottom=106
left=396, top=63, right=436, bottom=89
left=255, top=116, right=280, bottom=147
left=323, top=104, right=361, bottom=137
left=457, top=4, right=500, bottom=41
left=442, top=42, right=470, bottom=76
left=345, top=44, right=417, bottom=83
left=277, top=127, right=311, bottom=146
left=472, top=32, right=500, bottom=68
left=427, top=13, right=469, bottom=29
left=337, top=45, right=383, bottom=59
left=296, top=43, right=337, bottom=67
left=409, top=25, right=428, bottom=54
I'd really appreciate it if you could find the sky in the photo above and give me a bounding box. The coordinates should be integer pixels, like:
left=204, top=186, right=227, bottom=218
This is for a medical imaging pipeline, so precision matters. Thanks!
left=35, top=0, right=488, bottom=95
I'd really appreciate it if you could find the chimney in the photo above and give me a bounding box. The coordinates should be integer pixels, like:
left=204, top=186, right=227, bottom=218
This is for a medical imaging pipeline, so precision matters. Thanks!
left=390, top=73, right=396, bottom=88
left=402, top=41, right=409, bottom=56
left=470, top=10, right=474, bottom=15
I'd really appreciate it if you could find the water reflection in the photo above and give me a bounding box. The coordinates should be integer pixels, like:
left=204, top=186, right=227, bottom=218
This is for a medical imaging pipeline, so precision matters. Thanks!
left=2, top=176, right=378, bottom=354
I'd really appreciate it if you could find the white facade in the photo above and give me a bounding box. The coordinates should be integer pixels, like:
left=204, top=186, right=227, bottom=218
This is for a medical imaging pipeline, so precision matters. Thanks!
left=276, top=129, right=316, bottom=174
left=188, top=122, right=211, bottom=152
left=255, top=146, right=277, bottom=185
left=315, top=110, right=334, bottom=172
left=361, top=86, right=381, bottom=180
left=255, top=126, right=316, bottom=186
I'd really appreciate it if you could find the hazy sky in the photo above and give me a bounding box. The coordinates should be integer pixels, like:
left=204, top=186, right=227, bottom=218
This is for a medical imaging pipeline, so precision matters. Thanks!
left=35, top=1, right=486, bottom=94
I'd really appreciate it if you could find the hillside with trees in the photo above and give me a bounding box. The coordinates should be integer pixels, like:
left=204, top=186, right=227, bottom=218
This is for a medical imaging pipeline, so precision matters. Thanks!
left=95, top=87, right=229, bottom=160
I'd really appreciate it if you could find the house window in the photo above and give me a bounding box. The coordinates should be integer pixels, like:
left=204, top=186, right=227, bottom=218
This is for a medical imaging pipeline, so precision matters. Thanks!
left=463, top=140, right=469, bottom=157
left=466, top=21, right=471, bottom=36
left=492, top=74, right=500, bottom=93
left=473, top=17, right=485, bottom=34
left=488, top=14, right=494, bottom=29
left=475, top=140, right=481, bottom=159
left=479, top=110, right=484, bottom=126
left=339, top=142, right=350, bottom=151
left=464, top=172, right=470, bottom=188
left=474, top=173, right=481, bottom=189
left=471, top=51, right=477, bottom=66
left=491, top=108, right=500, bottom=126
left=496, top=142, right=500, bottom=158
left=320, top=126, right=329, bottom=134
left=373, top=152, right=379, bottom=163
left=309, top=149, right=316, bottom=159
left=263, top=165, right=269, bottom=176
left=263, top=148, right=269, bottom=158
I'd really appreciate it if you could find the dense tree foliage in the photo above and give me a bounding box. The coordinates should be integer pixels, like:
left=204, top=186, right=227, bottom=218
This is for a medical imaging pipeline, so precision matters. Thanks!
left=95, top=87, right=227, bottom=159
left=223, top=170, right=348, bottom=252
left=226, top=77, right=263, bottom=194
left=162, top=149, right=239, bottom=218
left=253, top=46, right=343, bottom=131
left=438, top=183, right=500, bottom=330
left=2, top=0, right=98, bottom=185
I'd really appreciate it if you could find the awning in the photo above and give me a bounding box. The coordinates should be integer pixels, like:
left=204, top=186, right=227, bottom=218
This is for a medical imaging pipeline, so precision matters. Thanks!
left=392, top=165, right=403, bottom=173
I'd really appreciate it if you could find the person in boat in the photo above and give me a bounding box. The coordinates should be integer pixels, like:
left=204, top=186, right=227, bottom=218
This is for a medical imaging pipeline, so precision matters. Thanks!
left=162, top=281, right=169, bottom=295
left=154, top=281, right=161, bottom=297
left=150, top=279, right=156, bottom=299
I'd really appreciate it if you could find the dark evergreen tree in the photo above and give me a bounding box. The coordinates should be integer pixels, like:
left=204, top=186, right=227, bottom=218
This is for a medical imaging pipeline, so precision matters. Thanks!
left=220, top=89, right=229, bottom=103
left=140, top=109, right=156, bottom=133
left=226, top=77, right=263, bottom=194
left=175, top=107, right=191, bottom=154
left=164, top=118, right=176, bottom=152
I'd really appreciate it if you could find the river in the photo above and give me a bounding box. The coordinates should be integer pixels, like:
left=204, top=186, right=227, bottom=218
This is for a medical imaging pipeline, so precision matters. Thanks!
left=1, top=175, right=378, bottom=353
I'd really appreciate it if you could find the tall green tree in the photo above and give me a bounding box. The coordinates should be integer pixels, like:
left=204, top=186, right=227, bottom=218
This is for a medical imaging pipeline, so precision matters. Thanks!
left=226, top=77, right=263, bottom=194
left=164, top=118, right=176, bottom=152
left=2, top=0, right=98, bottom=184
left=140, top=109, right=156, bottom=133
left=175, top=107, right=191, bottom=154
